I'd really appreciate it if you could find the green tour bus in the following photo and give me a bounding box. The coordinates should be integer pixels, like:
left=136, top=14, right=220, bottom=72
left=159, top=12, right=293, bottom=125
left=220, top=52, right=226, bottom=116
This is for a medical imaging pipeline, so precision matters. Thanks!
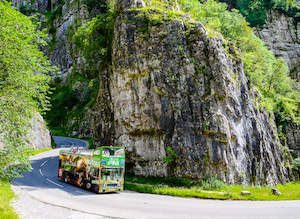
left=58, top=146, right=125, bottom=193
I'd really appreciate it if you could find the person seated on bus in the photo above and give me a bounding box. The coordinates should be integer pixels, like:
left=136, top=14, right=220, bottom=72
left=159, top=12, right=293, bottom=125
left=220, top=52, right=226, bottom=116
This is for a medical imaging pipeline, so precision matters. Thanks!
left=102, top=149, right=109, bottom=157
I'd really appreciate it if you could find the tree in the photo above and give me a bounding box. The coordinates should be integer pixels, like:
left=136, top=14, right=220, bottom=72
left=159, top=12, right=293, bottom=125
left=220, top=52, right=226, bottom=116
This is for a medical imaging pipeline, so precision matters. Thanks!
left=0, top=1, right=53, bottom=179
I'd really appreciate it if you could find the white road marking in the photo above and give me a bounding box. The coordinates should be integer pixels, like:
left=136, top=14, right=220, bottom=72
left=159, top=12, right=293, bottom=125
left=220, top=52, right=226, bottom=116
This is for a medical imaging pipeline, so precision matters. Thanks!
left=46, top=178, right=64, bottom=188
left=39, top=168, right=44, bottom=176
left=41, top=160, right=48, bottom=167
left=40, top=158, right=63, bottom=188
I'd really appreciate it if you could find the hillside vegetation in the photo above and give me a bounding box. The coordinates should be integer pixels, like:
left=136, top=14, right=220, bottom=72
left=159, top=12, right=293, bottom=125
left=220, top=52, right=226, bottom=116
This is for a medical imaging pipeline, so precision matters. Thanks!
left=0, top=1, right=53, bottom=179
left=228, top=0, right=300, bottom=27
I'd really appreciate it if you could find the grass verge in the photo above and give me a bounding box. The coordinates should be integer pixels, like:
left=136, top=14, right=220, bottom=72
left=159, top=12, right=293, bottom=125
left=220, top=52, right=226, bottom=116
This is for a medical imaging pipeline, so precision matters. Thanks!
left=0, top=179, right=20, bottom=219
left=32, top=148, right=52, bottom=155
left=125, top=175, right=300, bottom=201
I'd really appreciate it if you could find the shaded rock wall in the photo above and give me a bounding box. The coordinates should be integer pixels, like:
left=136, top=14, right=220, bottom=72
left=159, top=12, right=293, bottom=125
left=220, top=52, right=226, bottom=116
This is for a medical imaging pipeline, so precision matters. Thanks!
left=285, top=123, right=300, bottom=157
left=256, top=10, right=300, bottom=82
left=12, top=0, right=90, bottom=80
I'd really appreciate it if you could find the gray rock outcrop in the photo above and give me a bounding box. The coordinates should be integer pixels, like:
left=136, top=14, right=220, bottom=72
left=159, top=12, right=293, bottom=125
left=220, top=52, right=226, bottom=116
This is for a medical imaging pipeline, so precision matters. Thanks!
left=285, top=123, right=300, bottom=156
left=271, top=188, right=282, bottom=195
left=111, top=0, right=291, bottom=185
left=27, top=113, right=51, bottom=149
left=256, top=10, right=300, bottom=82
left=0, top=113, right=51, bottom=150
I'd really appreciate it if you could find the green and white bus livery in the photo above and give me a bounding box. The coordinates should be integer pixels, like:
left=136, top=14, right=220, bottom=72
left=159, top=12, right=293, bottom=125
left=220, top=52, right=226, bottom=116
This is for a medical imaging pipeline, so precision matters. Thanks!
left=58, top=146, right=125, bottom=193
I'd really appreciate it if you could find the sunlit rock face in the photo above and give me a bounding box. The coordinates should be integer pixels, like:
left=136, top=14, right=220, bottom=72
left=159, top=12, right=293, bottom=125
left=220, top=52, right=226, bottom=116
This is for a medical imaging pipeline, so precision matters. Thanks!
left=27, top=113, right=52, bottom=149
left=111, top=0, right=291, bottom=185
left=0, top=113, right=51, bottom=150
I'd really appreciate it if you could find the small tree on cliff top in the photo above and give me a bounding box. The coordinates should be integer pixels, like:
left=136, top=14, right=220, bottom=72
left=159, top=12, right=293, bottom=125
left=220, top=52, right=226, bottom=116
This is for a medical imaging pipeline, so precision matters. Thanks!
left=0, top=1, right=53, bottom=179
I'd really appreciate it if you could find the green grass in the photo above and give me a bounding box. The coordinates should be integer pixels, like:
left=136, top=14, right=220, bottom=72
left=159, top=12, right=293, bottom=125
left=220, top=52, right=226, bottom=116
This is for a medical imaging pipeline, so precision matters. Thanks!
left=225, top=182, right=300, bottom=200
left=125, top=175, right=300, bottom=200
left=32, top=148, right=52, bottom=155
left=0, top=179, right=20, bottom=219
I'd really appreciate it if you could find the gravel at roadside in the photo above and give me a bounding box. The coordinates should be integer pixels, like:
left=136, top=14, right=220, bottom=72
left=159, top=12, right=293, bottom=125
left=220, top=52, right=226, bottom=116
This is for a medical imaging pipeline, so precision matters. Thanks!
left=11, top=183, right=109, bottom=219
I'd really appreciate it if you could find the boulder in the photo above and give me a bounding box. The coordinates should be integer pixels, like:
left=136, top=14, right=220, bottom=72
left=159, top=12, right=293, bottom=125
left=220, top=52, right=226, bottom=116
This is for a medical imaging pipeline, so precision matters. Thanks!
left=271, top=188, right=282, bottom=195
left=240, top=191, right=252, bottom=196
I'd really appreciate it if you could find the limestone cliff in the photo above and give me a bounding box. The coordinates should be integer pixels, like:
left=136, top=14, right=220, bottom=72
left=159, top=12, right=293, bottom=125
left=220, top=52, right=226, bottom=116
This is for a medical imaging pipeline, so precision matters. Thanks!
left=0, top=113, right=51, bottom=150
left=11, top=0, right=295, bottom=185
left=27, top=113, right=52, bottom=149
left=109, top=0, right=291, bottom=185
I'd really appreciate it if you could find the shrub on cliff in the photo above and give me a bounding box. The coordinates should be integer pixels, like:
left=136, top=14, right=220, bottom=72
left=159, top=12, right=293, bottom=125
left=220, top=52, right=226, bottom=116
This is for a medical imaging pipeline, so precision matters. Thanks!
left=0, top=1, right=53, bottom=179
left=294, top=158, right=300, bottom=172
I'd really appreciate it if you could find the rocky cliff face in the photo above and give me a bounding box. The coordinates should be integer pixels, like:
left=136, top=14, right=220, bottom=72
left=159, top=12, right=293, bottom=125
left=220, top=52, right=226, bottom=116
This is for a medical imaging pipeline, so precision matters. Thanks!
left=110, top=0, right=291, bottom=185
left=27, top=113, right=52, bottom=149
left=12, top=0, right=90, bottom=80
left=256, top=10, right=300, bottom=82
left=0, top=113, right=51, bottom=150
left=12, top=0, right=295, bottom=185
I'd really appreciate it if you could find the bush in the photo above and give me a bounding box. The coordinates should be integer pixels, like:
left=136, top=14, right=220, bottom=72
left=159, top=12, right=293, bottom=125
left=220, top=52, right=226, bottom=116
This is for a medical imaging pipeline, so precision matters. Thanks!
left=200, top=176, right=227, bottom=191
left=229, top=0, right=300, bottom=27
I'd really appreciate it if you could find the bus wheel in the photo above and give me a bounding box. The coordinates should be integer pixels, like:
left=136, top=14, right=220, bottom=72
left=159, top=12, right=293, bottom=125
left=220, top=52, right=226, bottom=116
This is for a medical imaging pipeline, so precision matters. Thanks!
left=85, top=181, right=92, bottom=190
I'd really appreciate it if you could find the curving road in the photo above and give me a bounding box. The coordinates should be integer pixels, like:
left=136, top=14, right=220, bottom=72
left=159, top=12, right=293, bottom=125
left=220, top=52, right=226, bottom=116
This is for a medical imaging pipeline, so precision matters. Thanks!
left=13, top=137, right=300, bottom=219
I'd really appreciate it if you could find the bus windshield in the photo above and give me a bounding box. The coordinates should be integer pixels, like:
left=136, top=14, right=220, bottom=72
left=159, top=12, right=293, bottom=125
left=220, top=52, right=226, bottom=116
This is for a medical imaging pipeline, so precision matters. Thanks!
left=101, top=168, right=124, bottom=181
left=102, top=148, right=124, bottom=157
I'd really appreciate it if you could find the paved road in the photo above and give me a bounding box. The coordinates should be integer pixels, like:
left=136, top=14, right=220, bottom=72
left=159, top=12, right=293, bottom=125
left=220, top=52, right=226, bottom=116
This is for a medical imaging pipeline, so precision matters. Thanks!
left=13, top=137, right=300, bottom=219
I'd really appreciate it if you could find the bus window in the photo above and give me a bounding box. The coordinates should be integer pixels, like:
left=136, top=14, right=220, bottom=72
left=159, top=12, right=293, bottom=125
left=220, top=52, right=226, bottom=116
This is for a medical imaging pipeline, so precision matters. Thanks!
left=101, top=169, right=123, bottom=181
left=102, top=148, right=124, bottom=157
left=102, top=148, right=110, bottom=157
left=93, top=168, right=99, bottom=178
left=115, top=149, right=124, bottom=157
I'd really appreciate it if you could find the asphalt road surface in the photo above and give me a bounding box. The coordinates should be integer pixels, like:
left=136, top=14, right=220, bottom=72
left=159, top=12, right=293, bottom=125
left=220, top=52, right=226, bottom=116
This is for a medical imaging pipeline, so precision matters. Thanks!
left=13, top=137, right=300, bottom=219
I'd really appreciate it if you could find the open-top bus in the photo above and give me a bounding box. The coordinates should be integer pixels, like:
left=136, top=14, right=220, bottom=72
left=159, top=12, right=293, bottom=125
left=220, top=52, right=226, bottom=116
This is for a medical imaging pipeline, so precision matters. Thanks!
left=58, top=146, right=125, bottom=193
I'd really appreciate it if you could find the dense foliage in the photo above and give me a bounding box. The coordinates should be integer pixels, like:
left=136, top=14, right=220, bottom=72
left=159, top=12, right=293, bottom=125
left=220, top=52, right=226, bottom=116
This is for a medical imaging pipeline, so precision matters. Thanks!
left=0, top=1, right=52, bottom=179
left=45, top=0, right=115, bottom=134
left=227, top=0, right=300, bottom=27
left=177, top=0, right=300, bottom=126
left=72, top=4, right=116, bottom=77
